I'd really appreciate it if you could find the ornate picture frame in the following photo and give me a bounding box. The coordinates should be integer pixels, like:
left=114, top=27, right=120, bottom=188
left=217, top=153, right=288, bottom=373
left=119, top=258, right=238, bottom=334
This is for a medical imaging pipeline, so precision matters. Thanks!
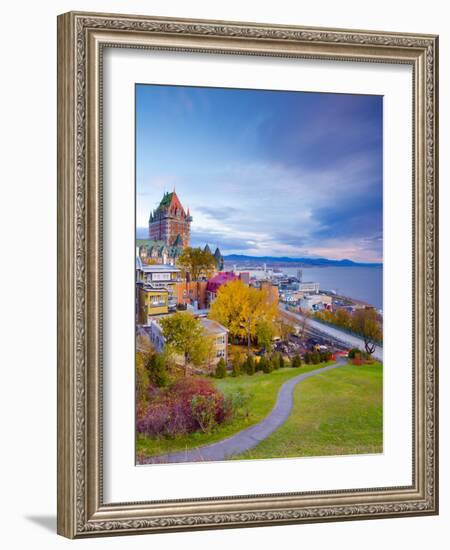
left=57, top=11, right=438, bottom=538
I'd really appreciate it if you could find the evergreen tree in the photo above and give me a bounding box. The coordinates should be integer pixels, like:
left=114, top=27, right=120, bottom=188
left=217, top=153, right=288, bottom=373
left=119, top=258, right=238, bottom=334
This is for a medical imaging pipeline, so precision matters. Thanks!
left=245, top=355, right=255, bottom=375
left=215, top=357, right=227, bottom=378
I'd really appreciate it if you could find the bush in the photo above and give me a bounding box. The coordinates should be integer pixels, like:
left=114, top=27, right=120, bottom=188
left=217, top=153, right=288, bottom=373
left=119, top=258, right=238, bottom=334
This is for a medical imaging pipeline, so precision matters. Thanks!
left=291, top=354, right=302, bottom=368
left=231, top=357, right=242, bottom=377
left=137, top=401, right=171, bottom=436
left=352, top=357, right=364, bottom=366
left=348, top=347, right=361, bottom=359
left=319, top=352, right=327, bottom=362
left=136, top=353, right=150, bottom=406
left=271, top=352, right=280, bottom=370
left=244, top=355, right=255, bottom=375
left=311, top=351, right=320, bottom=364
left=304, top=351, right=311, bottom=364
left=137, top=377, right=231, bottom=437
left=146, top=353, right=169, bottom=388
left=228, top=387, right=254, bottom=418
left=260, top=356, right=273, bottom=374
left=215, top=358, right=227, bottom=378
left=191, top=394, right=218, bottom=433
left=279, top=354, right=285, bottom=369
left=255, top=357, right=263, bottom=372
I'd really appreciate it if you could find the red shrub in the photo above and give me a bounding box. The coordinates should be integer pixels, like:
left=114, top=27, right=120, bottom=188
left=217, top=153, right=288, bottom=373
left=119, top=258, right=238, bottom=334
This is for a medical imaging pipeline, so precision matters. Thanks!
left=137, top=377, right=232, bottom=437
left=168, top=377, right=217, bottom=401
left=137, top=402, right=171, bottom=435
left=352, top=357, right=364, bottom=366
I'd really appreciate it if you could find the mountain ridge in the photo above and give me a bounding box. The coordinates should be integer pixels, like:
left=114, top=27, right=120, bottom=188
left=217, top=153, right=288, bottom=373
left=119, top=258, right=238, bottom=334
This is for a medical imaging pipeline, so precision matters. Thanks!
left=222, top=254, right=382, bottom=268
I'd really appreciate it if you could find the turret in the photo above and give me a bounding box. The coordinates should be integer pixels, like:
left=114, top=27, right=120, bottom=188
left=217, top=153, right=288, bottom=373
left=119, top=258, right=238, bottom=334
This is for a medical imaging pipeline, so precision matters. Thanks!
left=214, top=247, right=224, bottom=271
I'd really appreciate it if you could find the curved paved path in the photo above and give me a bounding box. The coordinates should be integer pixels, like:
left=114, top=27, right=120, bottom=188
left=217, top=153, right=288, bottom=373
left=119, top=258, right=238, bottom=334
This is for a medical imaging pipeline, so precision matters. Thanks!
left=140, top=360, right=346, bottom=464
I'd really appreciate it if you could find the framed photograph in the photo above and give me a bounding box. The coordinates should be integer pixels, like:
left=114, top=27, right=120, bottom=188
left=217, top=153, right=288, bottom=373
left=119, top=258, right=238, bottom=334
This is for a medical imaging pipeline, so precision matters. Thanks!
left=57, top=11, right=439, bottom=538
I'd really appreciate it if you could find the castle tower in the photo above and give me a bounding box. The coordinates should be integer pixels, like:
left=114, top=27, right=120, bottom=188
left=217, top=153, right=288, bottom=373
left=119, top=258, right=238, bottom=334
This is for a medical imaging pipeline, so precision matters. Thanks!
left=214, top=247, right=224, bottom=271
left=148, top=191, right=192, bottom=248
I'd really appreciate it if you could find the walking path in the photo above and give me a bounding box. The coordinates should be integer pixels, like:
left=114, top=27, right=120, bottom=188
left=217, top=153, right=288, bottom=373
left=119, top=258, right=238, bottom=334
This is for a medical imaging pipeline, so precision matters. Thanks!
left=140, top=360, right=346, bottom=464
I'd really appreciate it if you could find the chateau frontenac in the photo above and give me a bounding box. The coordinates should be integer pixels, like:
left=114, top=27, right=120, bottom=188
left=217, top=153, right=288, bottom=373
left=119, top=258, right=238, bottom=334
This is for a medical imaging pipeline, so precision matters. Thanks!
left=149, top=190, right=192, bottom=248
left=138, top=191, right=224, bottom=268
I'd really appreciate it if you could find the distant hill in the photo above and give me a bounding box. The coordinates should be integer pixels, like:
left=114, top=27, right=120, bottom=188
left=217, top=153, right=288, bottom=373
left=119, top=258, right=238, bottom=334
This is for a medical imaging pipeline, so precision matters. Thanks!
left=222, top=254, right=382, bottom=268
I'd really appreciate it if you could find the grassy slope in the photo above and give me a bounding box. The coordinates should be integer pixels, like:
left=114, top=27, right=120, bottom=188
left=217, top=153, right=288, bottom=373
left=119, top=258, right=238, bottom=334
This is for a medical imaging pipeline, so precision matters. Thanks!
left=136, top=363, right=333, bottom=458
left=234, top=362, right=383, bottom=460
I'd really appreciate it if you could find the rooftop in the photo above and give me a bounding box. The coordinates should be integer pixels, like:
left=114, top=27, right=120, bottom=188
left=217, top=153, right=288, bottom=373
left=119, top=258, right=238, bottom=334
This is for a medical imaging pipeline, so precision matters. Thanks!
left=139, top=263, right=181, bottom=273
left=199, top=318, right=229, bottom=335
left=206, top=271, right=238, bottom=292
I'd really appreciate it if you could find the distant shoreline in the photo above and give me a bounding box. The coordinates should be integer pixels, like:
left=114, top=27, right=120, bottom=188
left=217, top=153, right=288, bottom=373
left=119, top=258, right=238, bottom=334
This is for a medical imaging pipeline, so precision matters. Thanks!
left=224, top=262, right=383, bottom=269
left=223, top=256, right=382, bottom=268
left=135, top=231, right=382, bottom=268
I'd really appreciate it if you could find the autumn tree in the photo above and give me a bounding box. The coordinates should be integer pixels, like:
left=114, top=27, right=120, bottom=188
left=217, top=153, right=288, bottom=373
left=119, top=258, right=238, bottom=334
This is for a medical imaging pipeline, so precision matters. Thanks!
left=351, top=308, right=382, bottom=355
left=276, top=318, right=296, bottom=343
left=334, top=307, right=352, bottom=329
left=209, top=279, right=278, bottom=352
left=177, top=247, right=217, bottom=281
left=256, top=319, right=276, bottom=351
left=159, top=311, right=213, bottom=375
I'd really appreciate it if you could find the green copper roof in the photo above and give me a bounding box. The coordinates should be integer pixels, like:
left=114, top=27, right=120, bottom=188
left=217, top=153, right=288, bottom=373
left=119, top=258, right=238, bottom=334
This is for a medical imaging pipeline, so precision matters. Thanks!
left=137, top=239, right=183, bottom=258
left=158, top=192, right=174, bottom=209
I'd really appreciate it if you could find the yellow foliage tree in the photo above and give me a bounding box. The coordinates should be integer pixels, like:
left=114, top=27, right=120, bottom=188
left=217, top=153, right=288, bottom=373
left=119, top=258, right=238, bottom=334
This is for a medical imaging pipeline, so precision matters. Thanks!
left=209, top=280, right=278, bottom=352
left=351, top=307, right=382, bottom=355
left=177, top=247, right=217, bottom=281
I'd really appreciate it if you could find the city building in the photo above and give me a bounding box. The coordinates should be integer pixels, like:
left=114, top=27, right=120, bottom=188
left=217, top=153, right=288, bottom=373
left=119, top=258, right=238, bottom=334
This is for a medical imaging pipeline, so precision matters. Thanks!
left=279, top=277, right=300, bottom=292
left=206, top=272, right=239, bottom=304
left=280, top=289, right=304, bottom=304
left=136, top=240, right=183, bottom=266
left=148, top=190, right=192, bottom=248
left=299, top=281, right=320, bottom=293
left=238, top=271, right=250, bottom=284
left=260, top=280, right=279, bottom=305
left=199, top=318, right=229, bottom=365
left=300, top=293, right=332, bottom=312
left=136, top=258, right=183, bottom=323
left=175, top=280, right=208, bottom=310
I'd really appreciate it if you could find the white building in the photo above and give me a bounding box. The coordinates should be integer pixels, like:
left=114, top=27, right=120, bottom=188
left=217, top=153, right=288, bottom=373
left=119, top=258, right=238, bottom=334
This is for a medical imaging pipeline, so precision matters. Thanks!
left=299, top=281, right=320, bottom=293
left=300, top=293, right=332, bottom=312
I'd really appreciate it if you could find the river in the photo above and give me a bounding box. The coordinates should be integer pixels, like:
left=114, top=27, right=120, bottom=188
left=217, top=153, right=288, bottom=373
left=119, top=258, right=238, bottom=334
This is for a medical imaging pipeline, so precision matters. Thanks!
left=282, top=266, right=383, bottom=310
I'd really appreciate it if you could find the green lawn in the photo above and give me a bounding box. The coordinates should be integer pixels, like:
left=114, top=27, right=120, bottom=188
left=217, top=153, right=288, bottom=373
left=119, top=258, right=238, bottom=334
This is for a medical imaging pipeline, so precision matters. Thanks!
left=234, top=362, right=383, bottom=460
left=136, top=362, right=333, bottom=459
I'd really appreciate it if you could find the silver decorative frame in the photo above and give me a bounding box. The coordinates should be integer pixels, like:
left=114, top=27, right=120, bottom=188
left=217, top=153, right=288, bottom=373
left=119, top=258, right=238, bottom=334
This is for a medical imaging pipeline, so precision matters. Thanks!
left=57, top=11, right=439, bottom=538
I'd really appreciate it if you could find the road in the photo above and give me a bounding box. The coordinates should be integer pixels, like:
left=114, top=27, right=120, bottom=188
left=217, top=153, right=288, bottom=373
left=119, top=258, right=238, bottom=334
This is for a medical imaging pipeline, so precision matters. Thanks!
left=138, top=360, right=346, bottom=465
left=280, top=305, right=383, bottom=361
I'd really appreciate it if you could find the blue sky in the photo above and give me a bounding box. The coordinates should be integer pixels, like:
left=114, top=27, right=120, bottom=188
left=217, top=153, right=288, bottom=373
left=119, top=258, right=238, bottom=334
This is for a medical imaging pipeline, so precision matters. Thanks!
left=136, top=84, right=383, bottom=262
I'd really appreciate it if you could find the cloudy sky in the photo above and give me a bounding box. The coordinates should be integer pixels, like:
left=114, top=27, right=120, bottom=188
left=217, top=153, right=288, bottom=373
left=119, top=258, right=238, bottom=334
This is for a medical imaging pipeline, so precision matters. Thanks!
left=136, top=84, right=383, bottom=263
